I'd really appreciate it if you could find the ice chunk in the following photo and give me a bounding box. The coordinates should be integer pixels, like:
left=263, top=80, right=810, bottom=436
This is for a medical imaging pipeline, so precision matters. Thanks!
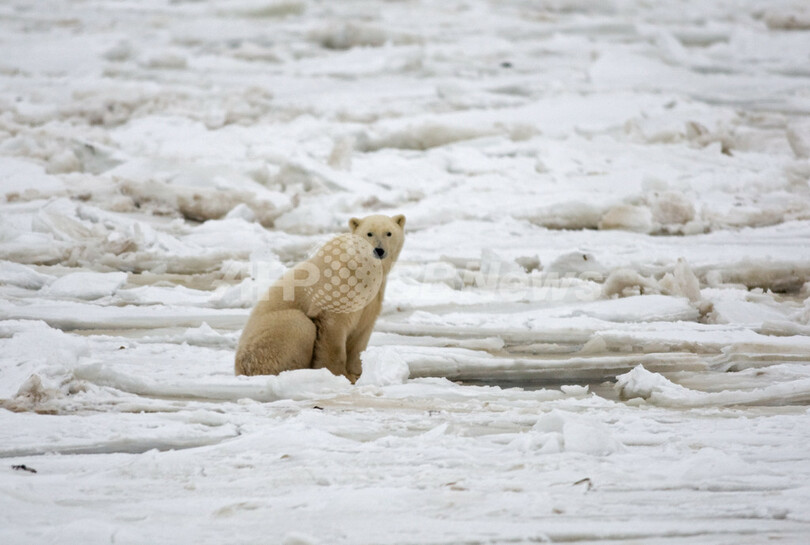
left=537, top=0, right=617, bottom=14
left=479, top=248, right=525, bottom=278
left=649, top=191, right=695, bottom=226
left=796, top=297, right=810, bottom=324
left=560, top=384, right=589, bottom=395
left=0, top=227, right=70, bottom=265
left=146, top=51, right=188, bottom=69
left=677, top=447, right=758, bottom=484
left=620, top=365, right=810, bottom=407
left=103, top=40, right=134, bottom=61
left=566, top=294, right=699, bottom=322
left=0, top=261, right=55, bottom=289
left=268, top=368, right=352, bottom=400
left=708, top=299, right=787, bottom=328
left=328, top=135, right=354, bottom=170
left=602, top=268, right=659, bottom=298
left=182, top=322, right=232, bottom=347
left=283, top=533, right=322, bottom=545
left=224, top=203, right=256, bottom=222
left=12, top=374, right=53, bottom=403
left=603, top=260, right=702, bottom=304
left=616, top=365, right=695, bottom=405
left=44, top=271, right=127, bottom=300
left=118, top=175, right=288, bottom=226
left=658, top=258, right=702, bottom=302
left=357, top=121, right=496, bottom=152
left=787, top=119, right=810, bottom=159
left=75, top=364, right=351, bottom=403
left=46, top=149, right=81, bottom=174
left=0, top=324, right=89, bottom=398
left=226, top=1, right=306, bottom=19
left=712, top=259, right=810, bottom=293
left=518, top=201, right=604, bottom=230
left=763, top=8, right=810, bottom=30
left=578, top=335, right=608, bottom=354
left=563, top=417, right=624, bottom=455
left=599, top=204, right=653, bottom=234
left=546, top=250, right=606, bottom=276
left=357, top=346, right=410, bottom=387
left=533, top=410, right=624, bottom=455
left=311, top=21, right=420, bottom=50
left=515, top=255, right=541, bottom=273
left=0, top=157, right=65, bottom=199
left=116, top=284, right=214, bottom=306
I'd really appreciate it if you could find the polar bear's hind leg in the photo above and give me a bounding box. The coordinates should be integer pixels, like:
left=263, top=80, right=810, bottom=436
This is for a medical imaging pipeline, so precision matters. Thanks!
left=234, top=310, right=316, bottom=376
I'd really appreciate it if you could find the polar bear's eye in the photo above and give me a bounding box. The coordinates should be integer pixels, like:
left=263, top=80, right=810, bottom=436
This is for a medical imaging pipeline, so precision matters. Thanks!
left=367, top=232, right=373, bottom=237
left=386, top=232, right=392, bottom=237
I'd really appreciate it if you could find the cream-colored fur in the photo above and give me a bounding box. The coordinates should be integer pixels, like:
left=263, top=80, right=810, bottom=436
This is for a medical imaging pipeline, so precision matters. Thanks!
left=235, top=214, right=405, bottom=382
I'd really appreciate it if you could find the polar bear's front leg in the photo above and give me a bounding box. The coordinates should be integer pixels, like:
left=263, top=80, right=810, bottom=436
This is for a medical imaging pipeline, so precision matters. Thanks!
left=345, top=296, right=382, bottom=382
left=311, top=316, right=349, bottom=379
left=345, top=326, right=373, bottom=382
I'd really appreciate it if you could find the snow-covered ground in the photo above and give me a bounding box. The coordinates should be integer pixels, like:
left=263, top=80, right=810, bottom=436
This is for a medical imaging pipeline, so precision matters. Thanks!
left=2, top=0, right=810, bottom=543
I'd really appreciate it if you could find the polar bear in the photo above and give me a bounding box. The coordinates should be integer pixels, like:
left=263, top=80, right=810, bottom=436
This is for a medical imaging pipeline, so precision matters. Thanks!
left=235, top=214, right=405, bottom=382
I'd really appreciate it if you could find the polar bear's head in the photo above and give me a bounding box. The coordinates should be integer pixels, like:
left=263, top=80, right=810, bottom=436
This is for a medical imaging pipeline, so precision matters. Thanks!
left=349, top=214, right=406, bottom=271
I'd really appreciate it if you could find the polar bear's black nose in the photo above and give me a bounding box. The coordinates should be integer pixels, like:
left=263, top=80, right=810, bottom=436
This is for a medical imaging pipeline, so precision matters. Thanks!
left=374, top=247, right=386, bottom=259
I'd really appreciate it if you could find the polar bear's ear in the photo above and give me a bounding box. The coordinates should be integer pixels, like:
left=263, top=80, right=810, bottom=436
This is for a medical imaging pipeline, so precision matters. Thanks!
left=349, top=217, right=361, bottom=232
left=393, top=214, right=406, bottom=228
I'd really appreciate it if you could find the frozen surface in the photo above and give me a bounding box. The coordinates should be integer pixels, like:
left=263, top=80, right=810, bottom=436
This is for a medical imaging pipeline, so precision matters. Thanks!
left=2, top=0, right=810, bottom=543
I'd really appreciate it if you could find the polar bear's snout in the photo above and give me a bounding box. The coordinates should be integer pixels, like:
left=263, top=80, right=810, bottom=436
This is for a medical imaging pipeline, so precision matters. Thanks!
left=374, top=247, right=386, bottom=259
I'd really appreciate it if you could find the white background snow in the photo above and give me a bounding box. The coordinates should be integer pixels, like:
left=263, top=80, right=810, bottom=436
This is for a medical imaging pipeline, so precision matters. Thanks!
left=2, top=0, right=810, bottom=543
